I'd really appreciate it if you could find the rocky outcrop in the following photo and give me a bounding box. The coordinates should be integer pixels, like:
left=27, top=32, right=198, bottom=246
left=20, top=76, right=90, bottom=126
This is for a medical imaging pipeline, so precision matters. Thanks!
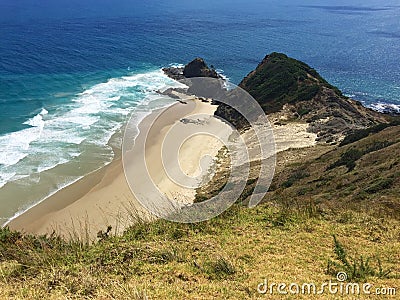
left=163, top=58, right=221, bottom=81
left=162, top=66, right=185, bottom=81
left=273, top=87, right=387, bottom=143
left=183, top=58, right=220, bottom=78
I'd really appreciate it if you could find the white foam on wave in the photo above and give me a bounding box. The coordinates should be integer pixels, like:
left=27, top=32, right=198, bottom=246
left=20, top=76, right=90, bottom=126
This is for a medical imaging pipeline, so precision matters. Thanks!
left=36, top=157, right=71, bottom=174
left=0, top=108, right=50, bottom=186
left=2, top=155, right=120, bottom=228
left=167, top=63, right=185, bottom=69
left=370, top=102, right=400, bottom=113
left=0, top=68, right=184, bottom=222
left=344, top=93, right=356, bottom=98
left=215, top=69, right=233, bottom=90
left=56, top=115, right=100, bottom=127
left=0, top=172, right=16, bottom=189
left=0, top=108, right=48, bottom=167
left=23, top=108, right=47, bottom=127
left=3, top=175, right=85, bottom=227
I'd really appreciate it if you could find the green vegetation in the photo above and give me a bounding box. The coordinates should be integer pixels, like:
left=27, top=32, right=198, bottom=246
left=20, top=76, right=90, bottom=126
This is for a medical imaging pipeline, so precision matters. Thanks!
left=297, top=107, right=312, bottom=117
left=282, top=169, right=310, bottom=188
left=268, top=126, right=400, bottom=220
left=1, top=201, right=399, bottom=299
left=328, top=139, right=396, bottom=172
left=340, top=117, right=400, bottom=146
left=204, top=257, right=236, bottom=279
left=365, top=178, right=394, bottom=194
left=327, top=148, right=363, bottom=172
left=240, top=52, right=342, bottom=113
left=327, top=235, right=392, bottom=281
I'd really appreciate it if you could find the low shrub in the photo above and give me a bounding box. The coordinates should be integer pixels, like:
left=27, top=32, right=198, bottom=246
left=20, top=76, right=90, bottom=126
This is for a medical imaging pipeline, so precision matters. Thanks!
left=327, top=148, right=363, bottom=172
left=365, top=178, right=394, bottom=194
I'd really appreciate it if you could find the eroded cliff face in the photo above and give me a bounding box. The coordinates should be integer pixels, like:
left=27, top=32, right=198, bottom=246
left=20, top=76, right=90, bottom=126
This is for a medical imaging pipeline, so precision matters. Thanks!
left=265, top=85, right=388, bottom=143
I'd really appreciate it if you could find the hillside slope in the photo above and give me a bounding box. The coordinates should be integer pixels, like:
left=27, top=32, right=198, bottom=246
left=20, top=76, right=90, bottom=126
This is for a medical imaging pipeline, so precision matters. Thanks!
left=196, top=121, right=400, bottom=217
left=265, top=123, right=400, bottom=218
left=216, top=52, right=388, bottom=143
left=1, top=123, right=399, bottom=299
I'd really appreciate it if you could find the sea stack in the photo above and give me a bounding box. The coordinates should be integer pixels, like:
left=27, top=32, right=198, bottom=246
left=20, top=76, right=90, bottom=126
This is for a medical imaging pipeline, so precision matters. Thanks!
left=163, top=58, right=221, bottom=81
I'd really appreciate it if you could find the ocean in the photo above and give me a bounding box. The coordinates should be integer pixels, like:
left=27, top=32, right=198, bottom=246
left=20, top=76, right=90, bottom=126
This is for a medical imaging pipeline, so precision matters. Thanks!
left=1, top=0, right=399, bottom=225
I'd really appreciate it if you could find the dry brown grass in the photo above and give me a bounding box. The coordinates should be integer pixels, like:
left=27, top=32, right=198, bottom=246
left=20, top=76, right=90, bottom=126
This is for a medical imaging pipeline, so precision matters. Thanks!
left=1, top=125, right=399, bottom=299
left=0, top=204, right=399, bottom=299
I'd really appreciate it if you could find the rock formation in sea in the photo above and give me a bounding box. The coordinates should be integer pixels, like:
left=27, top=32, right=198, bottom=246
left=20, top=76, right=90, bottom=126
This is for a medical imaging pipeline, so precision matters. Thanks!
left=163, top=58, right=220, bottom=81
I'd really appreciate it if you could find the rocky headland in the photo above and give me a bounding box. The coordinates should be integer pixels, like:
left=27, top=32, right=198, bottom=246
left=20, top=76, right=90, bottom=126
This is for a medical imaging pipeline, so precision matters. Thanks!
left=164, top=53, right=390, bottom=144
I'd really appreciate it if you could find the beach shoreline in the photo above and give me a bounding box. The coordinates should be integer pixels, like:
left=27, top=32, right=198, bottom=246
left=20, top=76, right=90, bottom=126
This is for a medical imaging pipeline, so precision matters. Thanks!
left=7, top=87, right=320, bottom=240
left=8, top=96, right=227, bottom=240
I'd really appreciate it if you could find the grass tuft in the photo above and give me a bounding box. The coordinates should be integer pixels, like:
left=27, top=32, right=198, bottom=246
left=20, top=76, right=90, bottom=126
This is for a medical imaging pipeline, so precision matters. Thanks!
left=205, top=257, right=236, bottom=279
left=327, top=235, right=392, bottom=281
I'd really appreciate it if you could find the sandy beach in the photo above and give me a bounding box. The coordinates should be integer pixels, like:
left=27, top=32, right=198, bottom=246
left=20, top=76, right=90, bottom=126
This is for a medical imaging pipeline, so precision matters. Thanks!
left=8, top=88, right=318, bottom=240
left=8, top=96, right=229, bottom=240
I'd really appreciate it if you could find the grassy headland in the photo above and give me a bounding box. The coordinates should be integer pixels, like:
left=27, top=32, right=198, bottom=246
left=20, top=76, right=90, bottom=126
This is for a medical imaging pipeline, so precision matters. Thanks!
left=1, top=54, right=399, bottom=299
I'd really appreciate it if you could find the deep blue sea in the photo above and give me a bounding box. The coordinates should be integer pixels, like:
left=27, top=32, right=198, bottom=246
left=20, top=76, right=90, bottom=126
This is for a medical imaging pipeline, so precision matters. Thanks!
left=1, top=0, right=400, bottom=224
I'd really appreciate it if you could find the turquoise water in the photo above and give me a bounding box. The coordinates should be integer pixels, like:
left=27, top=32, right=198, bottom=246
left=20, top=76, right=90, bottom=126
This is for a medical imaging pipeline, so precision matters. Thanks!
left=1, top=0, right=399, bottom=224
